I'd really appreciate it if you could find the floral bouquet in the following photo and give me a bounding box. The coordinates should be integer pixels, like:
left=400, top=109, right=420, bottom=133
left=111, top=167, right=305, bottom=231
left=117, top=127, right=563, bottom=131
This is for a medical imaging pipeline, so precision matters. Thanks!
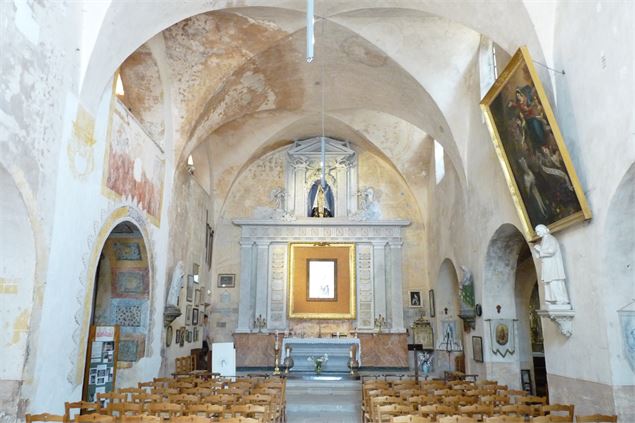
left=307, top=353, right=329, bottom=374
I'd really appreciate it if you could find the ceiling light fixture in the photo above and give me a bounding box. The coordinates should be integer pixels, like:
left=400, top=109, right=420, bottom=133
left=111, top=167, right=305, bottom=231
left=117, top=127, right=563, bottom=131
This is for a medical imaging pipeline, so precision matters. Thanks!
left=306, top=0, right=314, bottom=63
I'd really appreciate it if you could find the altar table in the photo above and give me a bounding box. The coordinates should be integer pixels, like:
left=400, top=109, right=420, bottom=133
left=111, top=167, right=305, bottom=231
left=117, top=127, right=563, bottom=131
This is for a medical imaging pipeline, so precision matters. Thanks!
left=281, top=337, right=361, bottom=372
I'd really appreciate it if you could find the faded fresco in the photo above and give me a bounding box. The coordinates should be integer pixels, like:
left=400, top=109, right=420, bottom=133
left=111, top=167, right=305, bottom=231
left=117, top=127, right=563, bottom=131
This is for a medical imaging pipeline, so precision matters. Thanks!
left=104, top=101, right=165, bottom=225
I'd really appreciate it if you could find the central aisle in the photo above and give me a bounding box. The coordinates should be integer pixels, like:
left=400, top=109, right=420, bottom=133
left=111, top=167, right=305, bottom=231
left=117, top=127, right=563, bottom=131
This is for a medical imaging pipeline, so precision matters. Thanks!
left=285, top=377, right=362, bottom=423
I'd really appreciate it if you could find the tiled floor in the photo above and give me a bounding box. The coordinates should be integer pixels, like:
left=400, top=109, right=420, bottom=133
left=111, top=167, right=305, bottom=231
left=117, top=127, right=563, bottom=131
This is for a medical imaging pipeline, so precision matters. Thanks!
left=285, top=377, right=362, bottom=423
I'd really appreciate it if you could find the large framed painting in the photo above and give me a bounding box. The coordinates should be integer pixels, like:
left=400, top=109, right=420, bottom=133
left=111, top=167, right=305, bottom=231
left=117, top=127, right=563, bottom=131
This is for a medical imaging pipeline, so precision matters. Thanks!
left=480, top=46, right=591, bottom=240
left=288, top=243, right=356, bottom=319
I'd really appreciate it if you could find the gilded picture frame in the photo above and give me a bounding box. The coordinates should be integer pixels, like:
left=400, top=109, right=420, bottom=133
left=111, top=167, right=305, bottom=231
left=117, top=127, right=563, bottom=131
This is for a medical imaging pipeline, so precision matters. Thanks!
left=288, top=243, right=356, bottom=319
left=480, top=46, right=591, bottom=241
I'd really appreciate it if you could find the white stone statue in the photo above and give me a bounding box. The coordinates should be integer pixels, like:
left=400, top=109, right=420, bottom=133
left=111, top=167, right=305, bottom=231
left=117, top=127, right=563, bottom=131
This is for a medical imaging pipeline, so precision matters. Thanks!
left=533, top=225, right=571, bottom=308
left=167, top=261, right=185, bottom=306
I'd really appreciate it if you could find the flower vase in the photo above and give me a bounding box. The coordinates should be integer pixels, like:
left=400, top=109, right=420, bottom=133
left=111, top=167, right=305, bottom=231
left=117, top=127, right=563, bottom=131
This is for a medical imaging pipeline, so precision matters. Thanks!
left=315, top=362, right=322, bottom=374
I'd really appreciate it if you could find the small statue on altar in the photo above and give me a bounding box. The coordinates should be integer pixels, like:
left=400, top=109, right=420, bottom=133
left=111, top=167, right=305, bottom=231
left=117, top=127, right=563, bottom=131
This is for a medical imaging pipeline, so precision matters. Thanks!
left=308, top=181, right=334, bottom=217
left=533, top=224, right=571, bottom=308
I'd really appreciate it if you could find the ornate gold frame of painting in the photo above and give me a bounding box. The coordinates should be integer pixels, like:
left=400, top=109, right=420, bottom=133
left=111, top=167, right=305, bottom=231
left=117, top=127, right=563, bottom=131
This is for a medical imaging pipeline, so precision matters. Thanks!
left=480, top=46, right=591, bottom=241
left=288, top=243, right=356, bottom=319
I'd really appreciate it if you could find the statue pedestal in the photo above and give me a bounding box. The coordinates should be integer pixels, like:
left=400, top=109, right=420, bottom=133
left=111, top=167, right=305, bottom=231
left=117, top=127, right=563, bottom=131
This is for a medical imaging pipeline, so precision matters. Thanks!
left=537, top=308, right=575, bottom=337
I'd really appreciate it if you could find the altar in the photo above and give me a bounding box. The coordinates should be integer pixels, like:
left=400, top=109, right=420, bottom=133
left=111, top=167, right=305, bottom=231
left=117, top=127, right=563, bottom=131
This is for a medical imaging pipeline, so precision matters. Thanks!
left=282, top=337, right=361, bottom=372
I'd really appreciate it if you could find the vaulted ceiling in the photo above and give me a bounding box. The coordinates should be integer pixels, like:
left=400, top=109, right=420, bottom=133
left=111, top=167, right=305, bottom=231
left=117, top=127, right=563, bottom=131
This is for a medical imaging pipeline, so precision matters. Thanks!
left=112, top=3, right=539, bottom=212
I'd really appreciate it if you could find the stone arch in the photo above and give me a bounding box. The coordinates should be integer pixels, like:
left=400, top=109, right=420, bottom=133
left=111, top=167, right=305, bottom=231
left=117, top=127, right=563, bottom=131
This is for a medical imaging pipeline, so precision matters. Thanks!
left=0, top=165, right=37, bottom=419
left=482, top=223, right=532, bottom=389
left=603, top=163, right=635, bottom=387
left=75, top=206, right=158, bottom=387
left=434, top=258, right=463, bottom=372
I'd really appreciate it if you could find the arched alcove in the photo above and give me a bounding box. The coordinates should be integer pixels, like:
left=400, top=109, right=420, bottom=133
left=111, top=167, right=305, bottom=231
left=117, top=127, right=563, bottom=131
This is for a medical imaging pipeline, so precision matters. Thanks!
left=434, top=258, right=464, bottom=374
left=83, top=220, right=151, bottom=401
left=604, top=163, right=635, bottom=392
left=0, top=166, right=36, bottom=418
left=482, top=223, right=531, bottom=389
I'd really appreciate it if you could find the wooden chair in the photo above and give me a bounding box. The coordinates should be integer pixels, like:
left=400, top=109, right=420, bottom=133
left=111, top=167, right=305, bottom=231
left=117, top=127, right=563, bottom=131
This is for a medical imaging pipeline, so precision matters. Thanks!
left=65, top=402, right=100, bottom=422
left=443, top=396, right=478, bottom=406
left=187, top=403, right=225, bottom=419
left=376, top=404, right=413, bottom=423
left=96, top=392, right=127, bottom=407
left=541, top=404, right=575, bottom=420
left=167, top=394, right=199, bottom=405
left=575, top=416, right=618, bottom=423
left=120, top=417, right=162, bottom=423
left=484, top=417, right=526, bottom=423
left=175, top=356, right=196, bottom=375
left=105, top=402, right=143, bottom=417
left=480, top=395, right=510, bottom=406
left=369, top=396, right=403, bottom=423
left=230, top=404, right=270, bottom=422
left=418, top=405, right=456, bottom=420
left=390, top=416, right=432, bottom=423
left=459, top=403, right=494, bottom=419
left=517, top=396, right=547, bottom=406
left=201, top=394, right=238, bottom=405
left=171, top=417, right=212, bottom=423
left=217, top=418, right=261, bottom=423
left=75, top=415, right=115, bottom=423
left=131, top=393, right=162, bottom=404
left=145, top=402, right=184, bottom=419
left=25, top=414, right=64, bottom=423
left=531, top=416, right=573, bottom=423
left=438, top=416, right=479, bottom=423
left=498, top=404, right=534, bottom=418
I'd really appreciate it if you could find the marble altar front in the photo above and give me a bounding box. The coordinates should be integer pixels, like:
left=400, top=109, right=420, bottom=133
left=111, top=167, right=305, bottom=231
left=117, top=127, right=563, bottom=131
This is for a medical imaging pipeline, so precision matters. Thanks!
left=282, top=337, right=361, bottom=372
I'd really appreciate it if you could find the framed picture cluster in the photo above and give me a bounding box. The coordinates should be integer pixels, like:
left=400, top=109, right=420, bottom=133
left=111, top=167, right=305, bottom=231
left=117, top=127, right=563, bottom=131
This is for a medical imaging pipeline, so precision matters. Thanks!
left=176, top=263, right=206, bottom=348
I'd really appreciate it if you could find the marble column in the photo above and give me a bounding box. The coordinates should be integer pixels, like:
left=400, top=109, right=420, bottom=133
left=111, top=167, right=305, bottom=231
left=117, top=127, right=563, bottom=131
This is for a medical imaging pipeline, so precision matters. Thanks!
left=372, top=241, right=387, bottom=322
left=237, top=241, right=256, bottom=332
left=388, top=241, right=405, bottom=332
left=255, top=242, right=270, bottom=323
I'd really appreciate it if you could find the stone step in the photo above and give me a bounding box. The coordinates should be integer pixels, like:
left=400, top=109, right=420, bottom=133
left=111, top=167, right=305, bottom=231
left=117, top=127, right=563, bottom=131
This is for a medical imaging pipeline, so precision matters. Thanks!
left=285, top=378, right=362, bottom=419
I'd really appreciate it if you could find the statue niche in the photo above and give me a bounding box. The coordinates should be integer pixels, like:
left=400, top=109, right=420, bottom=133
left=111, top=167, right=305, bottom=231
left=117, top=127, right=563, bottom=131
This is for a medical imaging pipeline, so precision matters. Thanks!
left=308, top=181, right=334, bottom=218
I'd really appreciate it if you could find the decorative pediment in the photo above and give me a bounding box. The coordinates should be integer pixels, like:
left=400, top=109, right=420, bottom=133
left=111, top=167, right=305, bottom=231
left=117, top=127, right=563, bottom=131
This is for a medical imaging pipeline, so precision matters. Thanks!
left=287, top=137, right=356, bottom=160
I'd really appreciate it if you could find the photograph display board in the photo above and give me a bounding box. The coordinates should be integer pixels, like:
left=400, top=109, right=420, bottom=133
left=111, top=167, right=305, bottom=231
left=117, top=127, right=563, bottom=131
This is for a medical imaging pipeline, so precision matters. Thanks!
left=83, top=325, right=119, bottom=404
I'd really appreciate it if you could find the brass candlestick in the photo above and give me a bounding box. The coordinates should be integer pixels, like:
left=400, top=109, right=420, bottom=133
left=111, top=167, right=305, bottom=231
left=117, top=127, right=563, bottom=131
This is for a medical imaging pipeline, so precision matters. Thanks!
left=273, top=344, right=281, bottom=375
left=374, top=314, right=386, bottom=333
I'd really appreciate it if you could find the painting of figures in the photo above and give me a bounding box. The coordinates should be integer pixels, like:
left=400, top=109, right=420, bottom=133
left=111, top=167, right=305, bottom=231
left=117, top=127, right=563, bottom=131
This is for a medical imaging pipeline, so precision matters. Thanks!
left=104, top=101, right=165, bottom=225
left=480, top=46, right=591, bottom=240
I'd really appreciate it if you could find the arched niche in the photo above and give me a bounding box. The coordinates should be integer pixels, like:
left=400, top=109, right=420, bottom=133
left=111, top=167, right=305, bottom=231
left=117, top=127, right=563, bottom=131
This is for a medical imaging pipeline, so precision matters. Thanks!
left=79, top=209, right=156, bottom=395
left=482, top=223, right=533, bottom=389
left=603, top=163, right=635, bottom=386
left=434, top=258, right=464, bottom=373
left=0, top=165, right=36, bottom=419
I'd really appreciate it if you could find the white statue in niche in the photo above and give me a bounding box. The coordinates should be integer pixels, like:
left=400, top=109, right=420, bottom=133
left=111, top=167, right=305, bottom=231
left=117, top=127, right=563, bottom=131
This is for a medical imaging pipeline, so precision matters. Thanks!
left=532, top=224, right=571, bottom=308
left=352, top=187, right=381, bottom=221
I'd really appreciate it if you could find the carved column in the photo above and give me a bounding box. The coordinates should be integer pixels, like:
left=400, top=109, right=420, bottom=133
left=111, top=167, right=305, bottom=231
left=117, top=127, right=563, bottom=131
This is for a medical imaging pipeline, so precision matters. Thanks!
left=388, top=241, right=405, bottom=332
left=237, top=241, right=256, bottom=332
left=291, top=159, right=308, bottom=217
left=372, top=241, right=387, bottom=322
left=255, top=242, right=270, bottom=323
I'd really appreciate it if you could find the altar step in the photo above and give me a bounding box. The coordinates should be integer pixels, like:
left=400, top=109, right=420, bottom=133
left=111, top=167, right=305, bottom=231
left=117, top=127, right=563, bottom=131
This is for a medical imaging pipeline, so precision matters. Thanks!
left=285, top=378, right=361, bottom=423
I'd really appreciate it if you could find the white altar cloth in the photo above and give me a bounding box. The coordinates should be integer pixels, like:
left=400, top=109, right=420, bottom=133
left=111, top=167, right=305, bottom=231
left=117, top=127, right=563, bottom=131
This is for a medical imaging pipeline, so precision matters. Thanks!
left=281, top=337, right=361, bottom=372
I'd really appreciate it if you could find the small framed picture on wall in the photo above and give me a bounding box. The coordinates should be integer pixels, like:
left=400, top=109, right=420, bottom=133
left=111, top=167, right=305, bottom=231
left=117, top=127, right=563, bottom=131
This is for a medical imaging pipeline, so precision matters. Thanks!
left=186, top=275, right=194, bottom=302
left=185, top=305, right=192, bottom=325
left=408, top=290, right=423, bottom=308
left=428, top=289, right=436, bottom=317
left=472, top=336, right=484, bottom=362
left=218, top=274, right=236, bottom=288
left=192, top=308, right=199, bottom=326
